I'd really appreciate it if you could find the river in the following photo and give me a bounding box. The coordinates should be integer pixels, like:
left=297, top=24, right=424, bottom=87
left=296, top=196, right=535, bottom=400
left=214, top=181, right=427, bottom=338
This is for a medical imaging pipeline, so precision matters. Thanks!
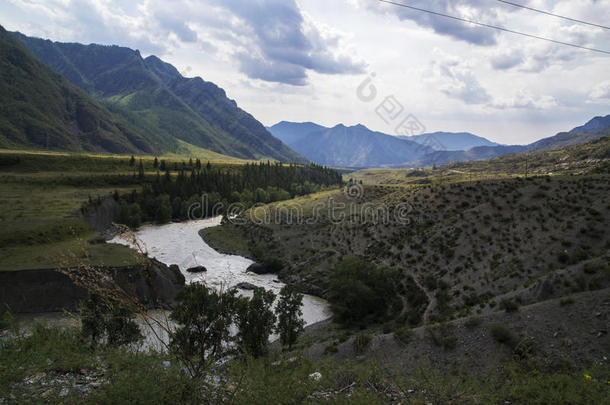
left=17, top=217, right=330, bottom=350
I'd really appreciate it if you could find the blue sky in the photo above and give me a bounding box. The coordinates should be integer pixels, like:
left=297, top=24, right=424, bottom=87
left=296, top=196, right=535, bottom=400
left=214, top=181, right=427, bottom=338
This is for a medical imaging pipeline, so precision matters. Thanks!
left=2, top=0, right=609, bottom=144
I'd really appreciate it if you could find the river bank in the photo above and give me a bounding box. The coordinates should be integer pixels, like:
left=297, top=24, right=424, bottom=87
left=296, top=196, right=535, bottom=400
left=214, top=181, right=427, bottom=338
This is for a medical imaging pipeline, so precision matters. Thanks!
left=0, top=259, right=184, bottom=314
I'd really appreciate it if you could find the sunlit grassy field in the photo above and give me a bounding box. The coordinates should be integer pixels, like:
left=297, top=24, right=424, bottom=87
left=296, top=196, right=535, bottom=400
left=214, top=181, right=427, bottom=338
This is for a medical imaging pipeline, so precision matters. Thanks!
left=0, top=148, right=254, bottom=272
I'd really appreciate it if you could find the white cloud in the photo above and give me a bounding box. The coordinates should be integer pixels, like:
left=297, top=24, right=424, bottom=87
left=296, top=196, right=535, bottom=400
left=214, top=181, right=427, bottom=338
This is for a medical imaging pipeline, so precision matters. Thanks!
left=588, top=80, right=610, bottom=102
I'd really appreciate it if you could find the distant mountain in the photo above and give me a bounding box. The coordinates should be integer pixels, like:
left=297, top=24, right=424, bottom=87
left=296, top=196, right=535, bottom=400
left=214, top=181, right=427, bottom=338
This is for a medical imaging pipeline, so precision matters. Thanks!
left=269, top=123, right=432, bottom=167
left=13, top=32, right=306, bottom=163
left=398, top=132, right=500, bottom=151
left=267, top=121, right=327, bottom=146
left=0, top=25, right=155, bottom=153
left=268, top=121, right=501, bottom=167
left=412, top=119, right=610, bottom=167
left=570, top=114, right=610, bottom=133
left=411, top=145, right=528, bottom=167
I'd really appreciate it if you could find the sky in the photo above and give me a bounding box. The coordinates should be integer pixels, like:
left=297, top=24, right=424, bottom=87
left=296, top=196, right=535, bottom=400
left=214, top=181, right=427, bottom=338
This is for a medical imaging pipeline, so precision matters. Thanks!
left=2, top=0, right=609, bottom=144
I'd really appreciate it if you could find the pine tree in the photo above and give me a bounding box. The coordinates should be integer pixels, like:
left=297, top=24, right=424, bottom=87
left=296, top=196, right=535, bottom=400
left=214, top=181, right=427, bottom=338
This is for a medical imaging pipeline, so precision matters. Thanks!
left=153, top=157, right=159, bottom=168
left=138, top=159, right=144, bottom=179
left=129, top=155, right=135, bottom=166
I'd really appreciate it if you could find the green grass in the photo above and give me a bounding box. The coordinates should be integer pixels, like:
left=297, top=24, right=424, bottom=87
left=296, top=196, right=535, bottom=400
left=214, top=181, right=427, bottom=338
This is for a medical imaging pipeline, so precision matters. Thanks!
left=199, top=224, right=252, bottom=257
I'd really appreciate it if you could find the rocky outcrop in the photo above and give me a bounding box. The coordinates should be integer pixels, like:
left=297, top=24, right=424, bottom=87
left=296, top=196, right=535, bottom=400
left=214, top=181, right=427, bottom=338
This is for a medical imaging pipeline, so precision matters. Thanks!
left=0, top=259, right=185, bottom=314
left=246, top=263, right=270, bottom=274
left=186, top=265, right=207, bottom=273
left=233, top=282, right=257, bottom=290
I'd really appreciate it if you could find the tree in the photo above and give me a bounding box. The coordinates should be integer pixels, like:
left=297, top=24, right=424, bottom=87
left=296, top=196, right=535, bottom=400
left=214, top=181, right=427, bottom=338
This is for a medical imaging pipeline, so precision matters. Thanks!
left=170, top=283, right=238, bottom=376
left=138, top=159, right=144, bottom=179
left=327, top=258, right=401, bottom=325
left=275, top=285, right=305, bottom=349
left=159, top=159, right=167, bottom=171
left=154, top=194, right=172, bottom=223
left=235, top=287, right=276, bottom=357
left=80, top=294, right=142, bottom=348
left=129, top=155, right=135, bottom=166
left=153, top=157, right=159, bottom=168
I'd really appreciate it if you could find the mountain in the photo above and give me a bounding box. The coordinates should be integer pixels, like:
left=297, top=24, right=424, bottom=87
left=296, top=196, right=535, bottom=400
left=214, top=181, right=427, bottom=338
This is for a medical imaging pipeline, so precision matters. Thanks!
left=398, top=131, right=500, bottom=151
left=569, top=114, right=610, bottom=133
left=276, top=123, right=433, bottom=167
left=411, top=145, right=528, bottom=167
left=12, top=32, right=306, bottom=163
left=0, top=25, right=156, bottom=153
left=267, top=121, right=327, bottom=146
left=268, top=121, right=500, bottom=167
left=411, top=117, right=610, bottom=167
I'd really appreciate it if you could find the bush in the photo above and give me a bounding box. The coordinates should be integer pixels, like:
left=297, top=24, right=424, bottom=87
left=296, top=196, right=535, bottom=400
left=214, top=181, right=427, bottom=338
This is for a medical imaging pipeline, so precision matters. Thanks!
left=559, top=296, right=575, bottom=306
left=393, top=327, right=414, bottom=346
left=327, top=258, right=401, bottom=325
left=489, top=323, right=517, bottom=348
left=464, top=316, right=482, bottom=329
left=426, top=324, right=457, bottom=350
left=499, top=298, right=520, bottom=313
left=352, top=334, right=372, bottom=354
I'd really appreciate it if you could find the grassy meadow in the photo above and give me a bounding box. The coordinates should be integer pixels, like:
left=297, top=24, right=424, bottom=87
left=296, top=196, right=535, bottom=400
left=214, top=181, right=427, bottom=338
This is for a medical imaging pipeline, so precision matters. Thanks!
left=0, top=148, right=251, bottom=271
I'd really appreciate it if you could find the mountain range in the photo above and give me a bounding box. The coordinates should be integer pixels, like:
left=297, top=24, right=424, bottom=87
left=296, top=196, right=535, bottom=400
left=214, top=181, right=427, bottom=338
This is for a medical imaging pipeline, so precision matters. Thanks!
left=6, top=29, right=305, bottom=163
left=269, top=116, right=610, bottom=168
left=267, top=122, right=433, bottom=167
left=0, top=26, right=157, bottom=153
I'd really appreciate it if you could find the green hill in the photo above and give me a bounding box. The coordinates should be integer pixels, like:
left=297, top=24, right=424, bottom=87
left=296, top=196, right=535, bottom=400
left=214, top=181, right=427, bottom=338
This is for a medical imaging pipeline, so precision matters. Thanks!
left=12, top=32, right=307, bottom=163
left=0, top=26, right=159, bottom=154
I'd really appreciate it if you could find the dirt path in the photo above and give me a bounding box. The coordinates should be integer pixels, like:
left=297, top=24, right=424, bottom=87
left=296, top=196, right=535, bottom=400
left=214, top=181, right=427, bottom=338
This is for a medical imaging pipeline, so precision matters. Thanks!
left=412, top=275, right=436, bottom=324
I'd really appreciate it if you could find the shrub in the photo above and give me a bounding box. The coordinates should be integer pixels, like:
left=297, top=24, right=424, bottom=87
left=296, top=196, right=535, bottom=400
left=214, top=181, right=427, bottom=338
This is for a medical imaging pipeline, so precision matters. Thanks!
left=464, top=316, right=482, bottom=329
left=489, top=323, right=516, bottom=348
left=393, top=327, right=414, bottom=346
left=559, top=296, right=575, bottom=306
left=499, top=298, right=520, bottom=313
left=426, top=324, right=457, bottom=350
left=352, top=334, right=372, bottom=354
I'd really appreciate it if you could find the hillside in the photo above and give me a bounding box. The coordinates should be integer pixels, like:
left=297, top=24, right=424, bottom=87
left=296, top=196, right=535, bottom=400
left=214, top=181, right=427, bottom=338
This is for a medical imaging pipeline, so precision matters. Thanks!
left=0, top=26, right=157, bottom=154
left=12, top=32, right=306, bottom=163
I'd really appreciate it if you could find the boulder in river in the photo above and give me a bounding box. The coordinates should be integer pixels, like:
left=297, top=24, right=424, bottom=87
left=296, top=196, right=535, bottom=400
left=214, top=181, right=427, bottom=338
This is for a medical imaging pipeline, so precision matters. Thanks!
left=234, top=282, right=258, bottom=290
left=246, top=263, right=268, bottom=274
left=186, top=265, right=207, bottom=273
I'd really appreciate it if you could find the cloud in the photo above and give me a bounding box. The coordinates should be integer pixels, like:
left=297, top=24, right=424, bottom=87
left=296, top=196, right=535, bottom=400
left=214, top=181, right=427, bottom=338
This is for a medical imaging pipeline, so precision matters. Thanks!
left=588, top=80, right=610, bottom=101
left=154, top=12, right=198, bottom=43
left=490, top=49, right=524, bottom=70
left=208, top=0, right=366, bottom=85
left=494, top=90, right=558, bottom=110
left=366, top=0, right=504, bottom=45
left=426, top=51, right=491, bottom=104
